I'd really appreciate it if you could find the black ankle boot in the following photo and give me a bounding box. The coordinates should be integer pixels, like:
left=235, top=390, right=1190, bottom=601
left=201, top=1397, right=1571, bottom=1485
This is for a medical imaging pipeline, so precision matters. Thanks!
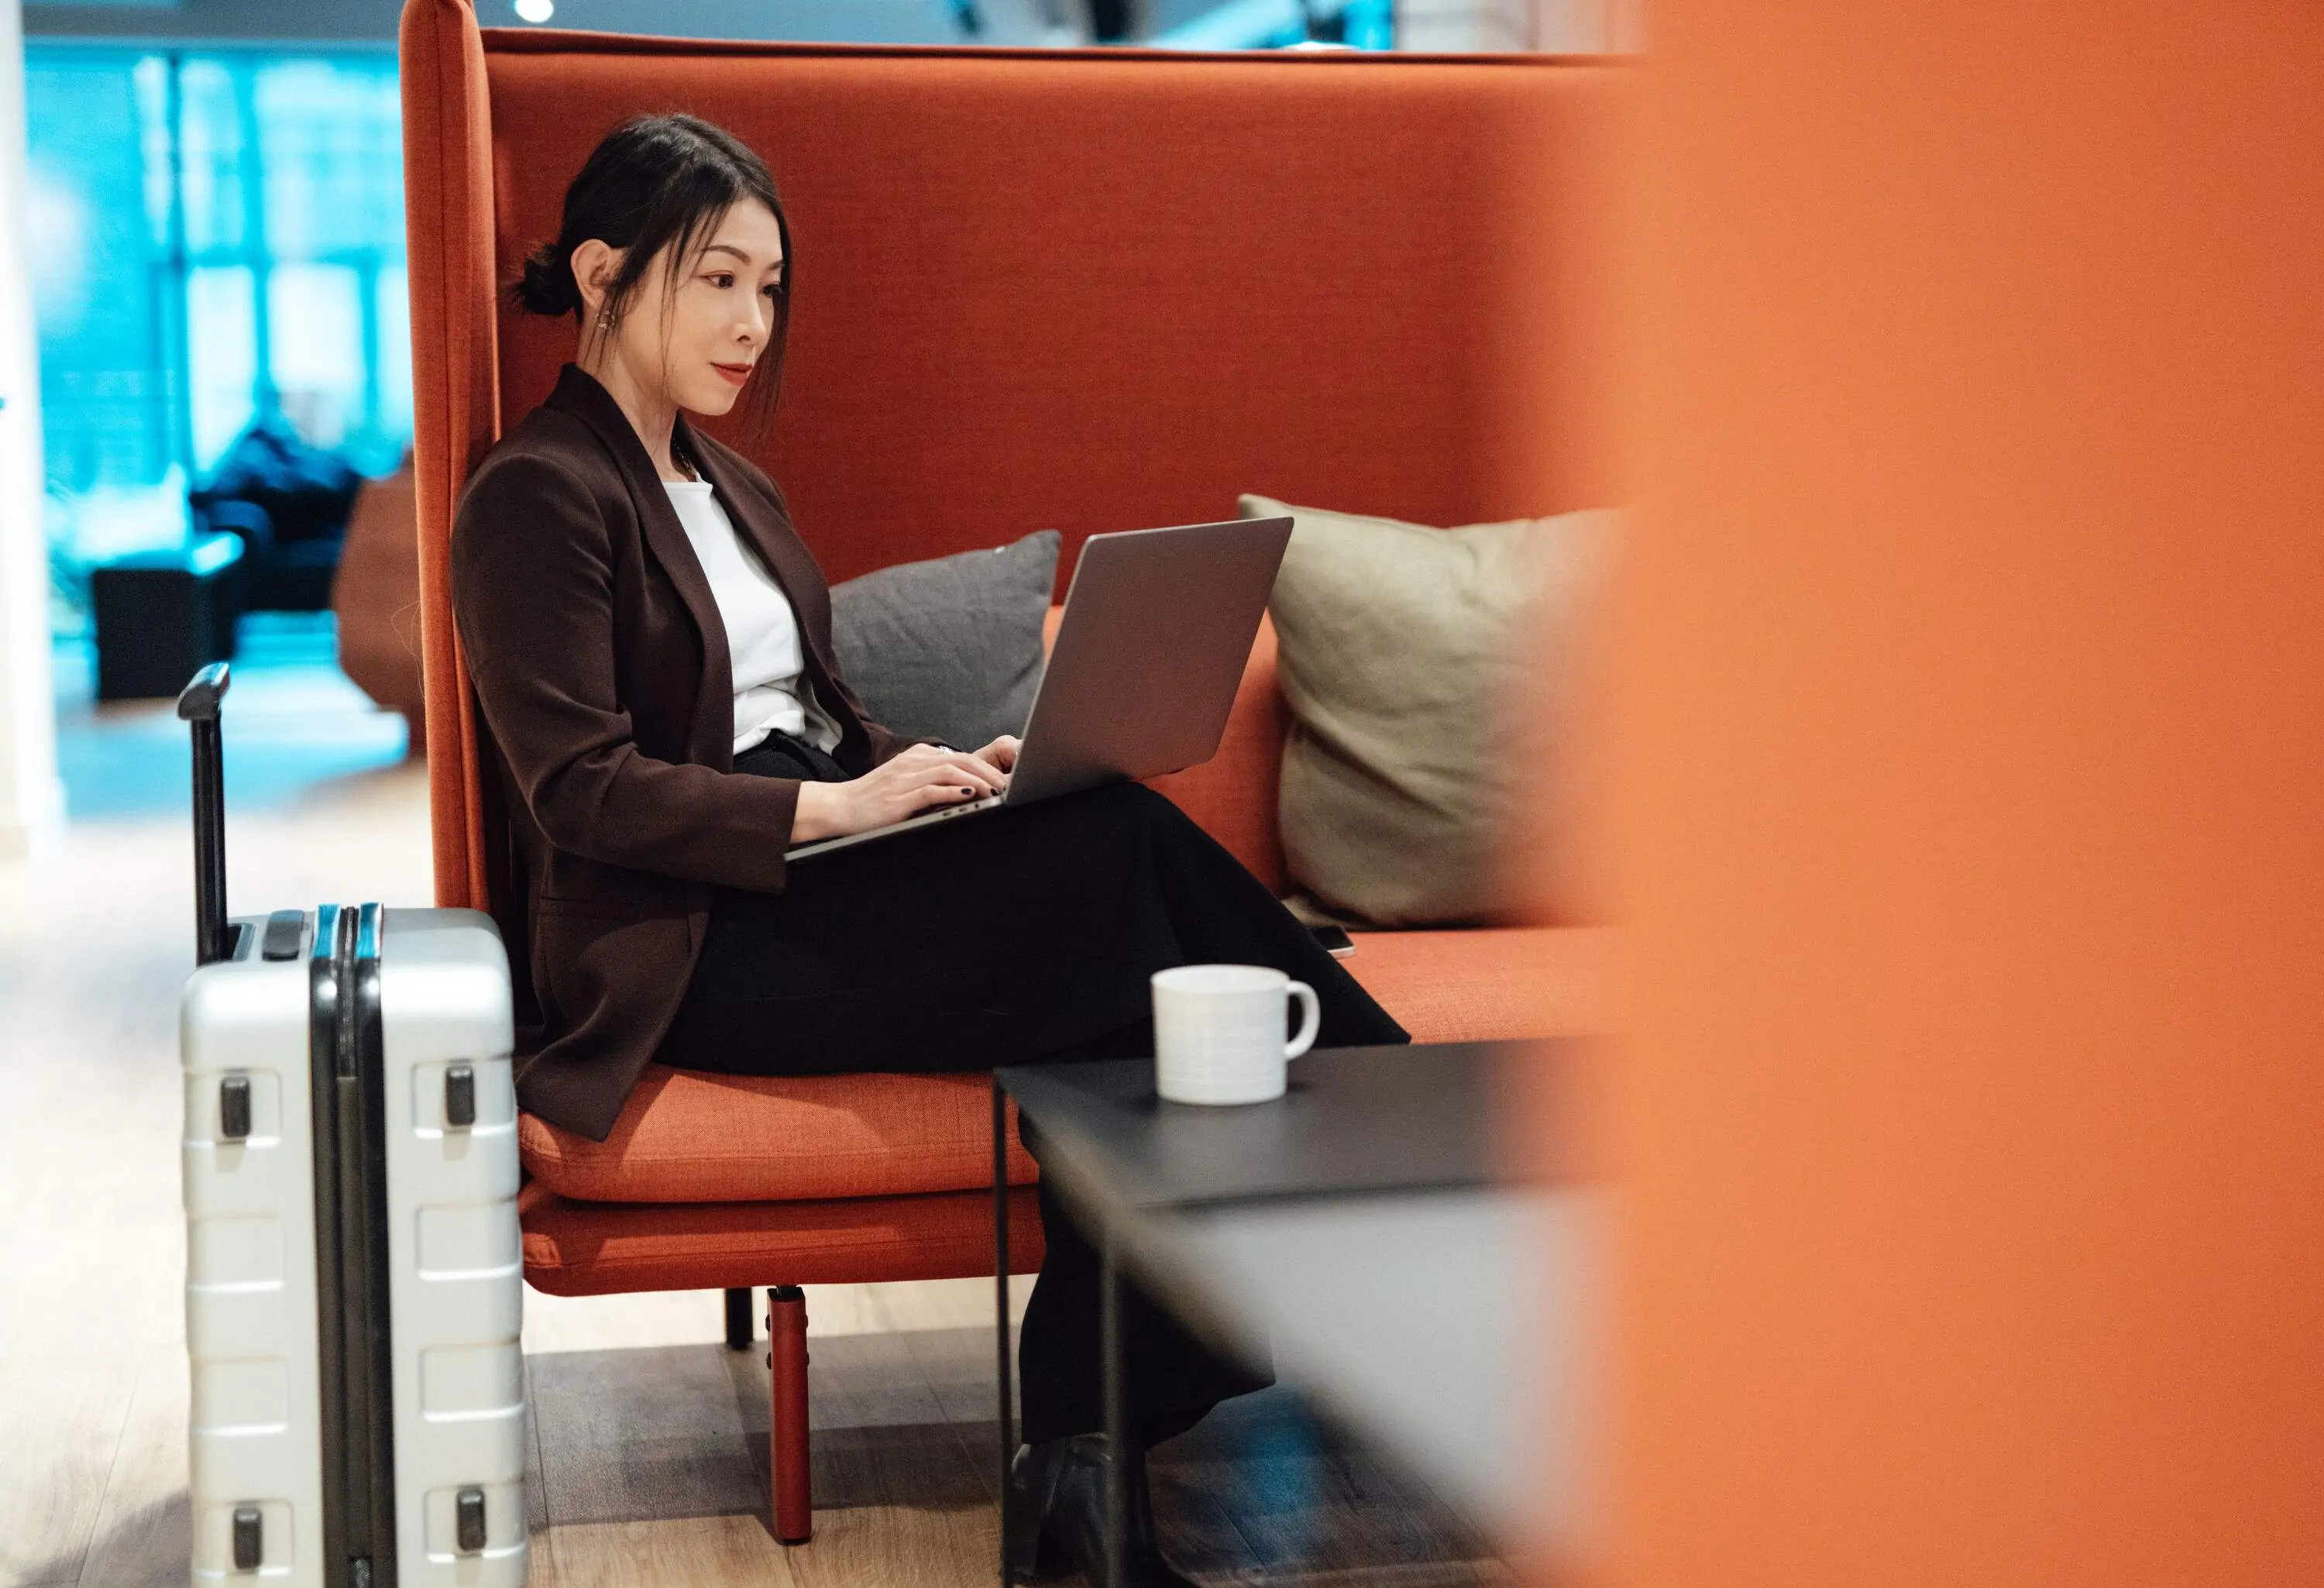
left=1006, top=1438, right=1067, bottom=1581
left=1008, top=1434, right=1194, bottom=1587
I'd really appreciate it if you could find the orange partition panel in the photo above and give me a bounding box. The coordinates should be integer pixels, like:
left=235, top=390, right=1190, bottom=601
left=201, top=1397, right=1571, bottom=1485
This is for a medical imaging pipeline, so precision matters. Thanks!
left=1615, top=3, right=2324, bottom=1583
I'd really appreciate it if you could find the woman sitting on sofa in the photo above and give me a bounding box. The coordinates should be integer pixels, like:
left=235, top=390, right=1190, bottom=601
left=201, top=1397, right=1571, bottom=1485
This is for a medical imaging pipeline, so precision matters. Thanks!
left=452, top=113, right=1404, bottom=1586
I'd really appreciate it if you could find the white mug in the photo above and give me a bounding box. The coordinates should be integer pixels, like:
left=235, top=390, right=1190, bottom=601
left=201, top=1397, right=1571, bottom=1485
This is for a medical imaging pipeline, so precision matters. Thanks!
left=1150, top=964, right=1321, bottom=1105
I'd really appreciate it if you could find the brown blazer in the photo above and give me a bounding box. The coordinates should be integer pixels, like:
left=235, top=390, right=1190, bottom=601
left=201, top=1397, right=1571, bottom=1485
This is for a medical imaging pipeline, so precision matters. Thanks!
left=452, top=364, right=927, bottom=1140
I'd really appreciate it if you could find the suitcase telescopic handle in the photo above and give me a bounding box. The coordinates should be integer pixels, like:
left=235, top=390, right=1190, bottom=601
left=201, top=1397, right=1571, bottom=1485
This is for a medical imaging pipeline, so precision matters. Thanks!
left=177, top=664, right=232, bottom=966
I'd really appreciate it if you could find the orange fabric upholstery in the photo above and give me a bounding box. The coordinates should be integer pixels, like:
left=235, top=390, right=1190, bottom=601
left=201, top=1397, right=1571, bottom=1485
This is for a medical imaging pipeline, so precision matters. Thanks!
left=1346, top=925, right=1621, bottom=1043
left=520, top=1179, right=1046, bottom=1297
left=523, top=1067, right=1038, bottom=1204
left=399, top=0, right=502, bottom=908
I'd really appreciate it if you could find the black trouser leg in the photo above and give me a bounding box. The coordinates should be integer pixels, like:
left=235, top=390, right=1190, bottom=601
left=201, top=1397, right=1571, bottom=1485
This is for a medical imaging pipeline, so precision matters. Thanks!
left=1016, top=1159, right=1272, bottom=1447
left=1008, top=1017, right=1281, bottom=1452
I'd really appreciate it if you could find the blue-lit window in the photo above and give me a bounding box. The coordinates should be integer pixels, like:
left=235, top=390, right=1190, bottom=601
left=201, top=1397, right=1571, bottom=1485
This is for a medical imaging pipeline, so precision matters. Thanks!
left=26, top=47, right=409, bottom=565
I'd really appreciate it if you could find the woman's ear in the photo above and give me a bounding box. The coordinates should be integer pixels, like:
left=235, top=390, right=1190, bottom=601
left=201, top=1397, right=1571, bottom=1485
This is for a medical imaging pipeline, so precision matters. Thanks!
left=569, top=239, right=623, bottom=321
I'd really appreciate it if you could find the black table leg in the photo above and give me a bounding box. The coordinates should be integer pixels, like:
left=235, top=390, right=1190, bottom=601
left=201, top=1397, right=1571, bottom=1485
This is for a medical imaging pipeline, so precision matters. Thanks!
left=995, top=1077, right=1015, bottom=1588
left=1101, top=1230, right=1127, bottom=1588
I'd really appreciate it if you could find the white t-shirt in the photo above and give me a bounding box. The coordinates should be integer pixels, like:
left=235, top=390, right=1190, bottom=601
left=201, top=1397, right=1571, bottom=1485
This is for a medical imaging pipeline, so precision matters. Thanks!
left=662, top=479, right=841, bottom=757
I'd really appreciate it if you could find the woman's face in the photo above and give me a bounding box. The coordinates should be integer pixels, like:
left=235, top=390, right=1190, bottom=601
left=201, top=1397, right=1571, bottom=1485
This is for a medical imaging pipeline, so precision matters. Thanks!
left=581, top=200, right=786, bottom=418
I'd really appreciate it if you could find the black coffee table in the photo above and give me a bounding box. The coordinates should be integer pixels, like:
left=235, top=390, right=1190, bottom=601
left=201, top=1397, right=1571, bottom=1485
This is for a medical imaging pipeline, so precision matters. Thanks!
left=991, top=1040, right=1593, bottom=1587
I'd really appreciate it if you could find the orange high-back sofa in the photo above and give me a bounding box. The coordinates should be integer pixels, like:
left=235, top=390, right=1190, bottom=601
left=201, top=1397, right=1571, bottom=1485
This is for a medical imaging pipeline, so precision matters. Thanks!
left=400, top=0, right=1624, bottom=1542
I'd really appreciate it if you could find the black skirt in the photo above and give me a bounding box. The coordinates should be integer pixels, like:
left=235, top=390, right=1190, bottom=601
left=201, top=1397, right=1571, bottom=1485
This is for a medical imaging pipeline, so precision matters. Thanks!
left=658, top=736, right=1409, bottom=1445
left=658, top=737, right=1404, bottom=1075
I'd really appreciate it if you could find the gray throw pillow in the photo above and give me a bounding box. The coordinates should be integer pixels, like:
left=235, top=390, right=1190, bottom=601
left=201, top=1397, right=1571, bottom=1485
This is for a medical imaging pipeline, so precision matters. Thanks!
left=830, top=530, right=1061, bottom=750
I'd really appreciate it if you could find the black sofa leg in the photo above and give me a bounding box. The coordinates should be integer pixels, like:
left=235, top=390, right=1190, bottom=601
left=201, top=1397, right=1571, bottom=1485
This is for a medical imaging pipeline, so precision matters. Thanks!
left=724, top=1287, right=754, bottom=1350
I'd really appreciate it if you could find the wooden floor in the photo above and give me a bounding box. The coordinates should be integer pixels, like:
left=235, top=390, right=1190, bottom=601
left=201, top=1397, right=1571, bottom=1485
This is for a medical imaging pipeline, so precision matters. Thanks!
left=0, top=655, right=1505, bottom=1588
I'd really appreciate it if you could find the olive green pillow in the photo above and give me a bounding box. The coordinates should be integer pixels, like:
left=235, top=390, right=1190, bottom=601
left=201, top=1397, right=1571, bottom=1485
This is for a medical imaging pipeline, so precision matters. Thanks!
left=1241, top=493, right=1617, bottom=927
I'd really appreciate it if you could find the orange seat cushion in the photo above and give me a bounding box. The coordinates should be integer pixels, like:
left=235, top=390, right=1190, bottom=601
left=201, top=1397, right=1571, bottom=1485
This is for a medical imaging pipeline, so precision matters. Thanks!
left=521, top=1068, right=1040, bottom=1205
left=520, top=1179, right=1045, bottom=1297
left=521, top=926, right=1620, bottom=1206
left=1342, top=925, right=1624, bottom=1044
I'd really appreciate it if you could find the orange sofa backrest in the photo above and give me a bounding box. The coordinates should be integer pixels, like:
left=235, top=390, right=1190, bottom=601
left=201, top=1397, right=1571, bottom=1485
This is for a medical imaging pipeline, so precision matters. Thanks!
left=401, top=0, right=1626, bottom=908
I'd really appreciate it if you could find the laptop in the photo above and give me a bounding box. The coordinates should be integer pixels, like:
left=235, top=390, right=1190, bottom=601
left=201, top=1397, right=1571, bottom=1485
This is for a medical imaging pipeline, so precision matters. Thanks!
left=786, top=515, right=1294, bottom=862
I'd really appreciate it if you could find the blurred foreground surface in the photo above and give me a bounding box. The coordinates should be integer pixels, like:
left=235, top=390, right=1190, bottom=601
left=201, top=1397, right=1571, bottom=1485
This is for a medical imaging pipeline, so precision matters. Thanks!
left=1611, top=3, right=2324, bottom=1584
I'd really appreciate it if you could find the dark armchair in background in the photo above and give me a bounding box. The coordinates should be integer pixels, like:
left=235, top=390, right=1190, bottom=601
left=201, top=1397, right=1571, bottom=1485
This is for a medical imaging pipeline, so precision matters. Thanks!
left=189, top=415, right=363, bottom=613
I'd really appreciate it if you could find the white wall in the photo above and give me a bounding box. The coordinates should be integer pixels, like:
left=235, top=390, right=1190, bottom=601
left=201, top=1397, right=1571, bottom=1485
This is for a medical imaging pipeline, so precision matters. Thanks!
left=0, top=0, right=64, bottom=857
left=1392, top=0, right=1638, bottom=54
left=1525, top=0, right=1641, bottom=50
left=1394, top=0, right=1527, bottom=52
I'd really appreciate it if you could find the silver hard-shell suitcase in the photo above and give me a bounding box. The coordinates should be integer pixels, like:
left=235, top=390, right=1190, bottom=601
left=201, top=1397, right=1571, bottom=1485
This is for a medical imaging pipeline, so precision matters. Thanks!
left=177, top=665, right=528, bottom=1586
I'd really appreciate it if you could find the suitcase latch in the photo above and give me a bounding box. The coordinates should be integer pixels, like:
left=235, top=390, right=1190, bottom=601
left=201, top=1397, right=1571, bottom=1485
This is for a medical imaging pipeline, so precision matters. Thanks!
left=445, top=1064, right=476, bottom=1129
left=260, top=909, right=304, bottom=961
left=230, top=1503, right=263, bottom=1570
left=456, top=1484, right=487, bottom=1552
left=218, top=1074, right=253, bottom=1142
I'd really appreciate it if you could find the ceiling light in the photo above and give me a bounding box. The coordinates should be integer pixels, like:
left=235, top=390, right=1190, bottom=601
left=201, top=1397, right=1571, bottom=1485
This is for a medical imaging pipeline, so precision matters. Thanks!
left=514, top=0, right=555, bottom=21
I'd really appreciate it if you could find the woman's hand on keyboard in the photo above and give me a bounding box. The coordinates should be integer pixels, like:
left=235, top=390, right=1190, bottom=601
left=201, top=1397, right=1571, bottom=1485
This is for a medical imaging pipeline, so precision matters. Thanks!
left=792, top=743, right=1010, bottom=843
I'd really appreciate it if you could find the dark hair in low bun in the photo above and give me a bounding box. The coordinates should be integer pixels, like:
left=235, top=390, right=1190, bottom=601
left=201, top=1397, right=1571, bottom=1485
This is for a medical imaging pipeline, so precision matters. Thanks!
left=516, top=246, right=582, bottom=317
left=512, top=113, right=792, bottom=437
